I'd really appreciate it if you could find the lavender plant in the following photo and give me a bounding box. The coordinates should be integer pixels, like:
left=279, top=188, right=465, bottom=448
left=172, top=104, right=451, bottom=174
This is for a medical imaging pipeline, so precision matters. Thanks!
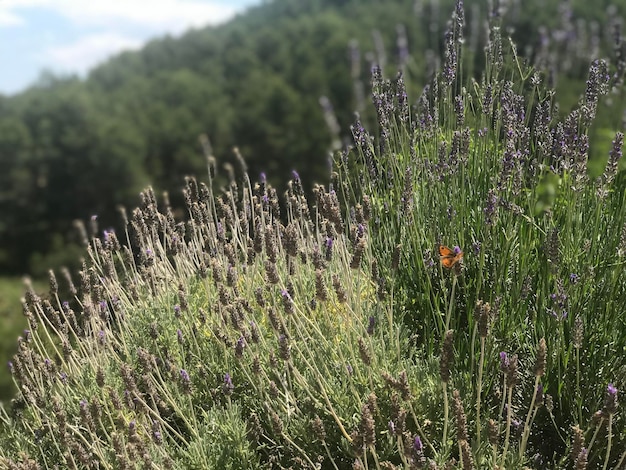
left=2, top=1, right=626, bottom=469
left=0, top=158, right=449, bottom=468
left=338, top=0, right=626, bottom=467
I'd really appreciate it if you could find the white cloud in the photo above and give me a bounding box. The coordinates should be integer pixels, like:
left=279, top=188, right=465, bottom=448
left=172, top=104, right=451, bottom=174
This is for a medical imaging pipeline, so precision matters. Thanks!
left=0, top=0, right=51, bottom=27
left=61, top=0, right=237, bottom=32
left=0, top=8, right=24, bottom=25
left=43, top=33, right=143, bottom=74
left=0, top=0, right=249, bottom=92
left=0, top=0, right=238, bottom=32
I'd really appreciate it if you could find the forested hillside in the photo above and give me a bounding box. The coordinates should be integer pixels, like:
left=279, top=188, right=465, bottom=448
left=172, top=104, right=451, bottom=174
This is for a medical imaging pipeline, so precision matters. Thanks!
left=0, top=0, right=624, bottom=276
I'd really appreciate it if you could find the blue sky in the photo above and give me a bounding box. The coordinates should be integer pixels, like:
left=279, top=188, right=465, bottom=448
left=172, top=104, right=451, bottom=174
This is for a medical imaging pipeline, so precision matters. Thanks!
left=0, top=0, right=262, bottom=95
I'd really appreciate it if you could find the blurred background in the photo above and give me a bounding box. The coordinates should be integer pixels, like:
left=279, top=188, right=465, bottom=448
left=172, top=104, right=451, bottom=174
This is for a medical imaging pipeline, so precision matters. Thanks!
left=0, top=0, right=625, bottom=400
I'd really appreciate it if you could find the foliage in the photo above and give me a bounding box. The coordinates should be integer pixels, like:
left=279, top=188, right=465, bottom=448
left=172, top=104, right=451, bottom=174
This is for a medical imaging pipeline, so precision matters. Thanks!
left=1, top=0, right=625, bottom=276
left=336, top=1, right=626, bottom=466
left=0, top=278, right=33, bottom=401
left=0, top=167, right=434, bottom=468
left=2, top=0, right=626, bottom=468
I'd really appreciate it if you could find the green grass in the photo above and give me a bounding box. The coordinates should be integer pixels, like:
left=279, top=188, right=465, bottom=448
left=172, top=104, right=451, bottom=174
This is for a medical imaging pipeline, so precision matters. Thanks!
left=0, top=277, right=36, bottom=402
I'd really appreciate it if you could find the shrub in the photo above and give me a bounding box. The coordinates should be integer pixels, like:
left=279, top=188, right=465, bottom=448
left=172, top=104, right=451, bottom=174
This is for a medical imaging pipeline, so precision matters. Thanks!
left=2, top=1, right=626, bottom=469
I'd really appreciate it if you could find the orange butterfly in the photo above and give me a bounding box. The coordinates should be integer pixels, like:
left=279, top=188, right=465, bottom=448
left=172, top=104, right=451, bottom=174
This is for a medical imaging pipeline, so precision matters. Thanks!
left=438, top=244, right=463, bottom=269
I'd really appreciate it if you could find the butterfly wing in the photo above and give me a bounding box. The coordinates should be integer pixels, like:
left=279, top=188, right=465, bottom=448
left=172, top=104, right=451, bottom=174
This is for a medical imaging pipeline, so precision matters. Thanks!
left=438, top=244, right=455, bottom=257
left=438, top=244, right=454, bottom=268
left=439, top=244, right=463, bottom=269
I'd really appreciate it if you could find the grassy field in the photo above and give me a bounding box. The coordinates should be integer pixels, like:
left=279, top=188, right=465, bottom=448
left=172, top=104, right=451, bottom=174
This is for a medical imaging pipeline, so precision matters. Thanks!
left=0, top=277, right=31, bottom=401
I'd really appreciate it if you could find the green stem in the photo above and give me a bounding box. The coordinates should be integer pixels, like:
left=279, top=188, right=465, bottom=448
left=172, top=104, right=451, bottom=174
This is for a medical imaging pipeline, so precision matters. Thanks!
left=396, top=435, right=410, bottom=468
left=576, top=347, right=582, bottom=425
left=588, top=418, right=604, bottom=452
left=369, top=446, right=381, bottom=470
left=476, top=337, right=485, bottom=446
left=444, top=275, right=457, bottom=333
left=316, top=377, right=353, bottom=443
left=602, top=413, right=614, bottom=470
left=407, top=402, right=437, bottom=456
left=281, top=432, right=318, bottom=469
left=501, top=386, right=513, bottom=465
left=519, top=376, right=540, bottom=457
left=322, top=441, right=340, bottom=470
left=442, top=381, right=450, bottom=452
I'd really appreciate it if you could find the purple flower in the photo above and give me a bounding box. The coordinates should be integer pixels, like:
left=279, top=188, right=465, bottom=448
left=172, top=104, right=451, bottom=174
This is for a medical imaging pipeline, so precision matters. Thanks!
left=174, top=305, right=181, bottom=317
left=608, top=383, right=618, bottom=398
left=536, top=383, right=544, bottom=404
left=585, top=59, right=610, bottom=109
left=569, top=273, right=579, bottom=284
left=278, top=334, right=290, bottom=360
left=281, top=289, right=294, bottom=314
left=511, top=418, right=522, bottom=436
left=499, top=352, right=509, bottom=371
left=485, top=189, right=498, bottom=225
left=177, top=329, right=184, bottom=344
left=549, top=279, right=568, bottom=319
left=602, top=132, right=624, bottom=186
left=367, top=316, right=375, bottom=335
left=223, top=373, right=234, bottom=395
left=179, top=369, right=192, bottom=394
left=443, top=30, right=457, bottom=85
left=357, top=224, right=365, bottom=238
left=152, top=420, right=163, bottom=445
left=235, top=336, right=246, bottom=358
left=413, top=435, right=423, bottom=451
left=454, top=95, right=464, bottom=127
